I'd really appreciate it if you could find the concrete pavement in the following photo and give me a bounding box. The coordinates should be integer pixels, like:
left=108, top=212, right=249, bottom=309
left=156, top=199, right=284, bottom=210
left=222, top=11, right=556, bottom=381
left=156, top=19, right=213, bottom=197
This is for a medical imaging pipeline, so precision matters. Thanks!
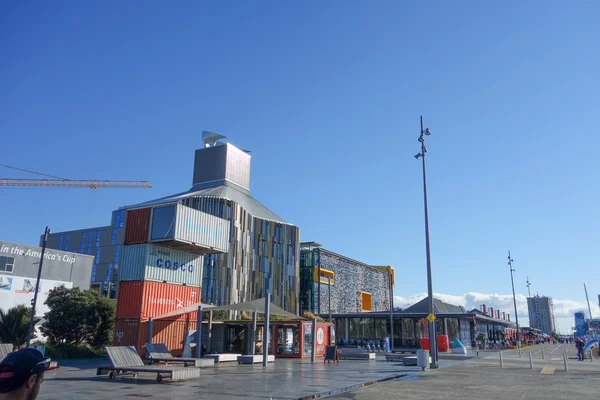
left=328, top=343, right=600, bottom=400
left=37, top=344, right=599, bottom=399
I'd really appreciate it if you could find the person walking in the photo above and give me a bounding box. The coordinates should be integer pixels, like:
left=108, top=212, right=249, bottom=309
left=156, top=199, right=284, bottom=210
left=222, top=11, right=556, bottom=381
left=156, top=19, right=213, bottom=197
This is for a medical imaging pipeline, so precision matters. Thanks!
left=575, top=337, right=585, bottom=361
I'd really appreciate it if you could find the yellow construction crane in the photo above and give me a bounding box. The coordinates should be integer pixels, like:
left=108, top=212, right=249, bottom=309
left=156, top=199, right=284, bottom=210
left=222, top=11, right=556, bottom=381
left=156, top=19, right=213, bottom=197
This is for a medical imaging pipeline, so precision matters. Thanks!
left=0, top=178, right=151, bottom=189
left=0, top=163, right=151, bottom=189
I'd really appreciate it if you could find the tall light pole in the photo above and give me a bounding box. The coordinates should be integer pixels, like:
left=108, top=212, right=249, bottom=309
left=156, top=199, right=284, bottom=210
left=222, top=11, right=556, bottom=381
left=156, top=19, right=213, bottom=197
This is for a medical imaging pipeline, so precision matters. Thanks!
left=508, top=251, right=521, bottom=347
left=414, top=115, right=437, bottom=369
left=27, top=226, right=50, bottom=347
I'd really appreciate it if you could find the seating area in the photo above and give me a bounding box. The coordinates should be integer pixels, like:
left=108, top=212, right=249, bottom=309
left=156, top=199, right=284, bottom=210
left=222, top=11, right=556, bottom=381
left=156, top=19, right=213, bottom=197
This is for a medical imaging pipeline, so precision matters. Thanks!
left=0, top=343, right=13, bottom=360
left=337, top=347, right=376, bottom=360
left=237, top=354, right=275, bottom=364
left=145, top=344, right=214, bottom=368
left=204, top=353, right=242, bottom=363
left=337, top=339, right=388, bottom=353
left=97, top=346, right=202, bottom=383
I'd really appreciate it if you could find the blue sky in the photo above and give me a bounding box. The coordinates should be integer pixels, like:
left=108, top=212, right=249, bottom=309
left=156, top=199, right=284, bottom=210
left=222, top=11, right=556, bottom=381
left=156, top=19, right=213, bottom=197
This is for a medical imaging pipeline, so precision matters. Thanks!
left=1, top=1, right=599, bottom=331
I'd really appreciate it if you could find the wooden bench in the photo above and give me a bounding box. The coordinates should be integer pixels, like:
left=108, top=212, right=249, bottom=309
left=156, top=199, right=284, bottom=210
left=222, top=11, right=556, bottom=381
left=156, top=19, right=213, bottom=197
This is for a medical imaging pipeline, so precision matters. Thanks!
left=237, top=354, right=275, bottom=364
left=97, top=346, right=202, bottom=383
left=337, top=347, right=376, bottom=360
left=145, top=344, right=214, bottom=368
left=204, top=353, right=242, bottom=363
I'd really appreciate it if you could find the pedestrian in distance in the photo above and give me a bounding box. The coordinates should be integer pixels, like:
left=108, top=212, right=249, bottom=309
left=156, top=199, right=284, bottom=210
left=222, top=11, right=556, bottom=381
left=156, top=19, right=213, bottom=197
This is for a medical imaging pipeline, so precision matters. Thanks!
left=575, top=337, right=585, bottom=361
left=0, top=348, right=58, bottom=400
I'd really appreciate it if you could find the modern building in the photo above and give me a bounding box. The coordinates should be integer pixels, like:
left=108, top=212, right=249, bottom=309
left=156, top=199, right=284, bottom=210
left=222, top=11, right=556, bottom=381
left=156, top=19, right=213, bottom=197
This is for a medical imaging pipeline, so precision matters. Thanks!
left=330, top=297, right=516, bottom=349
left=43, top=133, right=301, bottom=313
left=299, top=242, right=393, bottom=315
left=574, top=311, right=587, bottom=338
left=527, top=295, right=555, bottom=335
left=0, top=239, right=93, bottom=315
left=43, top=209, right=126, bottom=296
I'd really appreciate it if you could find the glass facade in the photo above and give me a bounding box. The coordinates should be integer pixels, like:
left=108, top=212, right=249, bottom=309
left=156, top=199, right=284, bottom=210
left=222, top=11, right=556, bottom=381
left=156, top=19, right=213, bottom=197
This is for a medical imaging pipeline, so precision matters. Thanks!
left=181, top=196, right=300, bottom=313
left=333, top=315, right=510, bottom=348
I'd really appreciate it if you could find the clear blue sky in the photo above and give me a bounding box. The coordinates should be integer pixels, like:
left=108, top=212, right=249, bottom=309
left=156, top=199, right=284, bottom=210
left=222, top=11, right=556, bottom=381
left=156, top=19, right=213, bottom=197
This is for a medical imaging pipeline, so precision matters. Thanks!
left=2, top=1, right=599, bottom=325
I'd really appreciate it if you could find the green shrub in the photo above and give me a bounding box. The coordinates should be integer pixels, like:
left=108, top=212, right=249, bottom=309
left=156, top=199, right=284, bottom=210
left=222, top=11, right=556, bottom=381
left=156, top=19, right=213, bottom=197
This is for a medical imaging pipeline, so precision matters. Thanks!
left=41, top=287, right=115, bottom=347
left=44, top=343, right=104, bottom=359
left=0, top=305, right=39, bottom=346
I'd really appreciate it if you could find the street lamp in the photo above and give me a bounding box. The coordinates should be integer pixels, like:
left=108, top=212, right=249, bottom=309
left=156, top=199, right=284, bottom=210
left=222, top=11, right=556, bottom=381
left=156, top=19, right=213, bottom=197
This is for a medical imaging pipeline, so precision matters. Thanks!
left=414, top=116, right=437, bottom=369
left=508, top=251, right=521, bottom=347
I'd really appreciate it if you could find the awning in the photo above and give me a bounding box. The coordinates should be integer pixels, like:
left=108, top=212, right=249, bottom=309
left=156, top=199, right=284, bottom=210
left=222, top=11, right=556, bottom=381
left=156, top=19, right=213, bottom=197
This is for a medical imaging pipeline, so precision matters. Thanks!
left=152, top=297, right=302, bottom=320
left=152, top=302, right=215, bottom=320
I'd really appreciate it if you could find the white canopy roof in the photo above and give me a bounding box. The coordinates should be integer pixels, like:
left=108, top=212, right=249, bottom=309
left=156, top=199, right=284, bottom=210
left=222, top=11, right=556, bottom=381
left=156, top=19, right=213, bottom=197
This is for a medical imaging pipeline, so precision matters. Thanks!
left=152, top=297, right=302, bottom=320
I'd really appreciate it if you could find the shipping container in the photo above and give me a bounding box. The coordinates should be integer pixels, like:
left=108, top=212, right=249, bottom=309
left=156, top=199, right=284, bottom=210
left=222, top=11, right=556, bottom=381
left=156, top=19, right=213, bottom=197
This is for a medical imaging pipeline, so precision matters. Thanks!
left=114, top=318, right=199, bottom=356
left=116, top=281, right=200, bottom=320
left=125, top=208, right=151, bottom=245
left=120, top=244, right=203, bottom=286
left=149, top=204, right=229, bottom=254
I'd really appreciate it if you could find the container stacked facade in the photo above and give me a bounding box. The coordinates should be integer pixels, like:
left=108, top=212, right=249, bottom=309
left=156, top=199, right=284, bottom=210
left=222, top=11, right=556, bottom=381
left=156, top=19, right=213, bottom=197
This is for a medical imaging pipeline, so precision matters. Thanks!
left=115, top=205, right=229, bottom=355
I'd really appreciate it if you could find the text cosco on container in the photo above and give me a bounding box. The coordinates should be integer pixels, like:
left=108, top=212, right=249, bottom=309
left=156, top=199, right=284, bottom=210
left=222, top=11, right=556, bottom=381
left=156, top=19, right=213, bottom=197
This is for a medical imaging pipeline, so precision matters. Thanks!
left=156, top=259, right=194, bottom=272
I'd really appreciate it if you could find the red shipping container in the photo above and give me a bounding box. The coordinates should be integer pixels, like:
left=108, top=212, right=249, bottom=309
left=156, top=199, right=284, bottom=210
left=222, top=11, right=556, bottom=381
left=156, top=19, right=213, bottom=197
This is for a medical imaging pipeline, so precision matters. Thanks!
left=116, top=281, right=201, bottom=320
left=114, top=318, right=199, bottom=356
left=125, top=208, right=151, bottom=244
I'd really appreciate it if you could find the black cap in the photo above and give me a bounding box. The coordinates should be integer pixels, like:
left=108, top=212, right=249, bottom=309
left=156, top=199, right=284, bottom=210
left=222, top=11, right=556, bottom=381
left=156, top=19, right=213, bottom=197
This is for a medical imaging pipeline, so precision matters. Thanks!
left=0, top=348, right=57, bottom=393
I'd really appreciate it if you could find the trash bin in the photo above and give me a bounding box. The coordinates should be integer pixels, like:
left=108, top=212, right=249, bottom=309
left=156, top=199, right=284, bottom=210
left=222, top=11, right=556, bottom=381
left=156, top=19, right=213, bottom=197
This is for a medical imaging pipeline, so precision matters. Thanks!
left=417, top=349, right=430, bottom=371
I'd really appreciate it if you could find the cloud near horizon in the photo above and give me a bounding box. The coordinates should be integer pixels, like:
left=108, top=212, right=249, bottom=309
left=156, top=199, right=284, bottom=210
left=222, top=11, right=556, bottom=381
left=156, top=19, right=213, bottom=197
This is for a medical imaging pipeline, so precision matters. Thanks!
left=394, top=292, right=600, bottom=332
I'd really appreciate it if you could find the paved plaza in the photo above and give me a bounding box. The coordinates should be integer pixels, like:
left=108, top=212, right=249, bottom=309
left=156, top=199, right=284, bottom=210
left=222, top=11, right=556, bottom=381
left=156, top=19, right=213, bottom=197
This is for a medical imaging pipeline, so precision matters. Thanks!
left=38, top=344, right=599, bottom=400
left=40, top=356, right=421, bottom=400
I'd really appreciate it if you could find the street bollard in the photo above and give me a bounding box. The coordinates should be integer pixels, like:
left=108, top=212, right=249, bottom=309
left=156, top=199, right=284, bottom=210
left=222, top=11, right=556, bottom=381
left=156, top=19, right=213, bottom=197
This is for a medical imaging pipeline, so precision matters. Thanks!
left=529, top=352, right=533, bottom=369
left=542, top=347, right=545, bottom=360
left=563, top=352, right=568, bottom=372
left=590, top=351, right=593, bottom=363
left=476, top=350, right=479, bottom=358
left=518, top=347, right=522, bottom=358
left=499, top=351, right=503, bottom=368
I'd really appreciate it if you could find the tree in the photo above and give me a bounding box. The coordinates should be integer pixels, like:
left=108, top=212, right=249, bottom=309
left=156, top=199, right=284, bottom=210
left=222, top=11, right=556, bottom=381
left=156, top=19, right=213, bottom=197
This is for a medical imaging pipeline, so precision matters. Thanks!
left=0, top=305, right=39, bottom=346
left=41, top=287, right=115, bottom=347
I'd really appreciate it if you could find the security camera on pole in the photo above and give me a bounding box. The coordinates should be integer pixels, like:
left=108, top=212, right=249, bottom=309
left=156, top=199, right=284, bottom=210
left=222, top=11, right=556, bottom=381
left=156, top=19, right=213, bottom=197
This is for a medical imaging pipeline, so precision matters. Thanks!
left=414, top=116, right=438, bottom=369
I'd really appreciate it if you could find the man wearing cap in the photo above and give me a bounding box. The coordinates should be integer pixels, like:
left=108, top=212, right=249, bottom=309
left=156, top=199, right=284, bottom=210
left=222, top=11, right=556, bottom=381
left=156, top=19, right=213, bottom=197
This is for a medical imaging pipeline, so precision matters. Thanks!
left=0, top=348, right=57, bottom=400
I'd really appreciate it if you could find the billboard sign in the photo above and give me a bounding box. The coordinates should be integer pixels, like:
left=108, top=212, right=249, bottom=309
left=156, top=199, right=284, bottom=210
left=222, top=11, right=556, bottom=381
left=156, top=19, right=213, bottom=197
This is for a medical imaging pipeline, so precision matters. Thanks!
left=0, top=274, right=73, bottom=314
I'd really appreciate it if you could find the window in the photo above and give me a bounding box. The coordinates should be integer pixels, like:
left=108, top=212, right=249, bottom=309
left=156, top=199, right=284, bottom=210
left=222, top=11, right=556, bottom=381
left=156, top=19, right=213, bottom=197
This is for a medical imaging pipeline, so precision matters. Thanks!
left=114, top=210, right=125, bottom=228
left=115, top=245, right=121, bottom=264
left=0, top=256, right=15, bottom=273
left=96, top=248, right=101, bottom=264
left=96, top=230, right=101, bottom=247
left=80, top=232, right=87, bottom=253
left=64, top=234, right=71, bottom=251
left=106, top=263, right=113, bottom=282
left=58, top=235, right=64, bottom=250
left=91, top=265, right=97, bottom=282
left=110, top=228, right=117, bottom=245
left=87, top=231, right=94, bottom=254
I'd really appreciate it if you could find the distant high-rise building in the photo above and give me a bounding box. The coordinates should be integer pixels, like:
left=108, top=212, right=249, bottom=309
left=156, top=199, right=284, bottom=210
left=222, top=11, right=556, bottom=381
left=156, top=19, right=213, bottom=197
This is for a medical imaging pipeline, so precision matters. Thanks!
left=527, top=295, right=555, bottom=335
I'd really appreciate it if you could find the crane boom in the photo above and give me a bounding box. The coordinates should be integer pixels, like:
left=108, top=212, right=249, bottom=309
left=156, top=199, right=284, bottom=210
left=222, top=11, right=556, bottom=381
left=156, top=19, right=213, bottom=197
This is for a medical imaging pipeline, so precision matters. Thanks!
left=0, top=178, right=152, bottom=189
